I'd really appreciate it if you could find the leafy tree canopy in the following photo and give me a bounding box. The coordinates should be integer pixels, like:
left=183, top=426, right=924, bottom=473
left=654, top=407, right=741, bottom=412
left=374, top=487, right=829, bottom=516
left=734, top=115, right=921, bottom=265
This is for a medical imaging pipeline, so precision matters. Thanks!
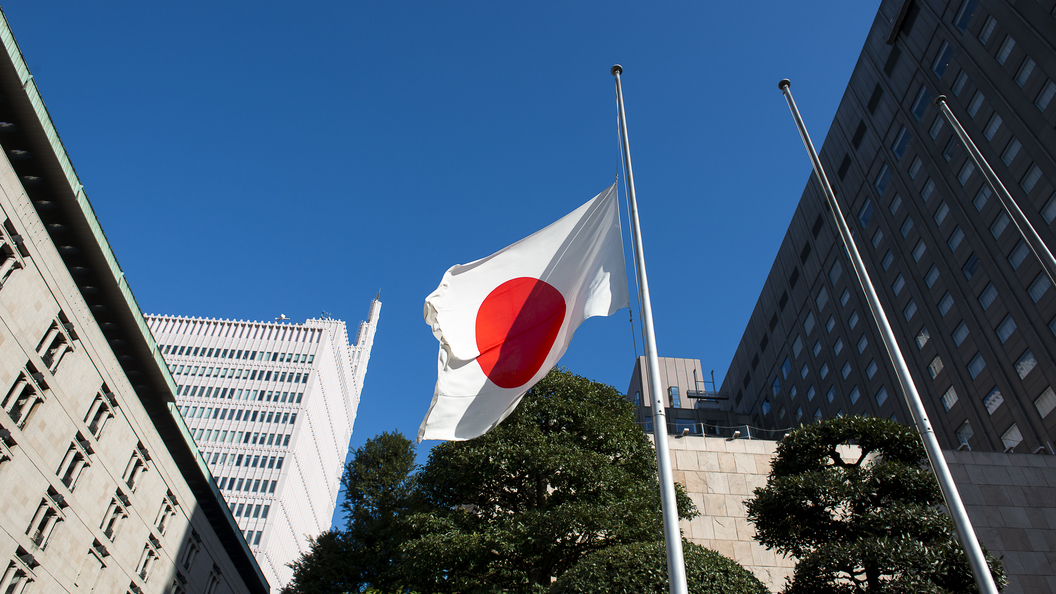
left=549, top=540, right=770, bottom=594
left=746, top=415, right=1006, bottom=593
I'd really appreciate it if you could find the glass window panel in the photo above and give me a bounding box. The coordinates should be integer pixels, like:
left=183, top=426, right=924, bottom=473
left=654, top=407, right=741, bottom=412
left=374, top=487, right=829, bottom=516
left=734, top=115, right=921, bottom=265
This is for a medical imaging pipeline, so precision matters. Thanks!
left=813, top=340, right=822, bottom=357
left=801, top=363, right=809, bottom=379
left=820, top=363, right=829, bottom=379
left=958, top=162, right=974, bottom=185
left=876, top=386, right=888, bottom=406
left=974, top=186, right=991, bottom=211
left=925, top=265, right=940, bottom=288
left=1034, top=387, right=1056, bottom=418
left=1036, top=80, right=1056, bottom=112
left=929, top=356, right=944, bottom=378
left=948, top=227, right=964, bottom=251
left=1016, top=349, right=1037, bottom=379
left=953, top=321, right=969, bottom=346
left=827, top=387, right=835, bottom=402
left=849, top=386, right=860, bottom=404
left=891, top=127, right=910, bottom=160
left=943, top=137, right=959, bottom=162
left=901, top=216, right=914, bottom=237
left=996, top=36, right=1015, bottom=65
left=1021, top=164, right=1042, bottom=193
left=1015, top=57, right=1036, bottom=87
left=968, top=91, right=985, bottom=117
left=867, top=359, right=877, bottom=378
left=872, top=228, right=884, bottom=248
left=857, top=335, right=868, bottom=353
left=984, top=113, right=1002, bottom=141
left=781, top=357, right=792, bottom=379
left=893, top=275, right=906, bottom=295
left=890, top=193, right=903, bottom=214
left=826, top=316, right=836, bottom=333
left=996, top=314, right=1017, bottom=343
left=874, top=164, right=892, bottom=194
left=979, top=283, right=998, bottom=310
left=792, top=334, right=803, bottom=357
left=932, top=42, right=954, bottom=77
left=833, top=338, right=844, bottom=355
left=991, top=212, right=1010, bottom=238
left=962, top=253, right=980, bottom=279
left=984, top=387, right=1005, bottom=414
left=807, top=386, right=815, bottom=401
left=1002, top=137, right=1021, bottom=165
left=930, top=116, right=944, bottom=139
left=829, top=260, right=843, bottom=284
left=939, top=292, right=954, bottom=316
left=979, top=16, right=996, bottom=45
left=840, top=289, right=850, bottom=307
left=882, top=250, right=894, bottom=270
left=912, top=86, right=931, bottom=120
left=816, top=287, right=829, bottom=310
left=921, top=179, right=935, bottom=201
left=954, top=0, right=978, bottom=31
left=942, top=387, right=959, bottom=410
left=956, top=421, right=974, bottom=445
left=859, top=199, right=875, bottom=226
left=849, top=311, right=859, bottom=328
left=1029, top=274, right=1051, bottom=303
left=805, top=311, right=816, bottom=335
left=913, top=240, right=927, bottom=262
left=1042, top=191, right=1056, bottom=224
left=1001, top=424, right=1023, bottom=450
left=909, top=158, right=923, bottom=179
left=953, top=71, right=968, bottom=96
left=916, top=326, right=930, bottom=349
left=934, top=202, right=950, bottom=224
left=968, top=352, right=986, bottom=379
left=904, top=299, right=918, bottom=320
left=1009, top=240, right=1029, bottom=270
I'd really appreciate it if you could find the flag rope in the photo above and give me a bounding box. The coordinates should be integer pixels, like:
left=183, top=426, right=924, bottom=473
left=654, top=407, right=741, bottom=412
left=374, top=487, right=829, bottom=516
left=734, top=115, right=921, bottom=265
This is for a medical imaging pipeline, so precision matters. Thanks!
left=616, top=85, right=646, bottom=358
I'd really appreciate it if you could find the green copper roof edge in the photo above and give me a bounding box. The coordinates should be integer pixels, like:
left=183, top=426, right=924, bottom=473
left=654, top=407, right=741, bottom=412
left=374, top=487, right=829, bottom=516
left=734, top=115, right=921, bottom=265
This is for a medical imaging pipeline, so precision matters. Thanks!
left=0, top=10, right=178, bottom=400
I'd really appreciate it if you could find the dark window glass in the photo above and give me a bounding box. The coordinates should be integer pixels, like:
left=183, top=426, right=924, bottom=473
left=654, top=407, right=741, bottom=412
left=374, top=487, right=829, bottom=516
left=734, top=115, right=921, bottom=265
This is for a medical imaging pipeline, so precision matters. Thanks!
left=954, top=0, right=979, bottom=31
left=892, top=126, right=910, bottom=160
left=912, top=86, right=931, bottom=120
left=963, top=253, right=980, bottom=279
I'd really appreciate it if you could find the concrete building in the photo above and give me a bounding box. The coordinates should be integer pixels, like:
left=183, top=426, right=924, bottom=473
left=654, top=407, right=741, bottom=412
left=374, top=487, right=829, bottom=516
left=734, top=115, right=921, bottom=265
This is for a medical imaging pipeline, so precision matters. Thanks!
left=667, top=434, right=1056, bottom=594
left=0, top=8, right=268, bottom=594
left=145, top=303, right=380, bottom=592
left=720, top=0, right=1056, bottom=453
left=626, top=356, right=753, bottom=438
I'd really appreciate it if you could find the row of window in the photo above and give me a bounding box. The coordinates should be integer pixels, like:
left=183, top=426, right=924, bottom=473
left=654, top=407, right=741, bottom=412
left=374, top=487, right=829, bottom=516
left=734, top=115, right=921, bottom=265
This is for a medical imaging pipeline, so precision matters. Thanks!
left=174, top=365, right=309, bottom=385
left=162, top=344, right=314, bottom=365
left=178, top=385, right=305, bottom=404
left=181, top=406, right=297, bottom=425
left=219, top=476, right=278, bottom=495
left=190, top=427, right=291, bottom=448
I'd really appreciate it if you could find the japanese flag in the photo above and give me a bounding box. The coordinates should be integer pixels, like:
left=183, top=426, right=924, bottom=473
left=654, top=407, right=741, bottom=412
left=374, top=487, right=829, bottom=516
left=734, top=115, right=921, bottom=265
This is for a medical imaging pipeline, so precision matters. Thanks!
left=418, top=184, right=629, bottom=441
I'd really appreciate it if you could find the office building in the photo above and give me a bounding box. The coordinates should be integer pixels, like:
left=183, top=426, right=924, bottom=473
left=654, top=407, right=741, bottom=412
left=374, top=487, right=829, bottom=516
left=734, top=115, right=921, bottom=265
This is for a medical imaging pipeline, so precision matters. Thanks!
left=0, top=8, right=268, bottom=594
left=145, top=301, right=380, bottom=592
left=626, top=357, right=752, bottom=437
left=720, top=0, right=1056, bottom=453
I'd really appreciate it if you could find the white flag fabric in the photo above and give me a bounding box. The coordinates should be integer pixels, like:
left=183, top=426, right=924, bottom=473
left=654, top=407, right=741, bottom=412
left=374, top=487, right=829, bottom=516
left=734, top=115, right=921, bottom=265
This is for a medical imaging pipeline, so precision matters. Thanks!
left=418, top=184, right=629, bottom=442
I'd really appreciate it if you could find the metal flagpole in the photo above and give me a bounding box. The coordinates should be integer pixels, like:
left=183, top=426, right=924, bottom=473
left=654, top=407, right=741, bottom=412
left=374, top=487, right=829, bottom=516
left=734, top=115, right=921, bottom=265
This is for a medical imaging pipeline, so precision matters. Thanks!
left=612, top=64, right=689, bottom=594
left=935, top=95, right=1056, bottom=289
left=778, top=79, right=998, bottom=594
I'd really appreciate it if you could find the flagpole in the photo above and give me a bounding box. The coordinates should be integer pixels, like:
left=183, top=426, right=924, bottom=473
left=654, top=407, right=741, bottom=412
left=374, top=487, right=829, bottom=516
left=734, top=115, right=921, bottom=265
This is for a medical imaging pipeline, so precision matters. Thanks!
left=935, top=95, right=1056, bottom=289
left=612, top=64, right=689, bottom=594
left=779, top=79, right=998, bottom=594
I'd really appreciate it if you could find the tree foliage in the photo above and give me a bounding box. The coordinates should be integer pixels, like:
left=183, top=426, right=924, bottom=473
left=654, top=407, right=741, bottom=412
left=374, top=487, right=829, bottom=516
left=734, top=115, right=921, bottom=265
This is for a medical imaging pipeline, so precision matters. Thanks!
left=284, top=369, right=715, bottom=594
left=745, top=415, right=1006, bottom=593
left=399, top=368, right=697, bottom=593
left=549, top=540, right=769, bottom=594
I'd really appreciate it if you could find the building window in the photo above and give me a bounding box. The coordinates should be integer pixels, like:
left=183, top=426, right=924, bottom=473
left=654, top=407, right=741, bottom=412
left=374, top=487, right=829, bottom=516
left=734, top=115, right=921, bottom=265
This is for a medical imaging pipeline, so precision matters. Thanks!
left=1037, top=80, right=1056, bottom=112
left=816, top=287, right=829, bottom=310
left=943, top=138, right=960, bottom=162
left=857, top=335, right=868, bottom=354
left=953, top=321, right=969, bottom=346
left=934, top=202, right=949, bottom=225
left=958, top=162, right=974, bottom=186
left=56, top=438, right=92, bottom=491
left=841, top=362, right=852, bottom=379
left=1029, top=274, right=1051, bottom=303
left=901, top=216, right=914, bottom=237
left=833, top=338, right=844, bottom=356
left=1015, top=57, right=1036, bottom=87
left=820, top=363, right=829, bottom=379
left=866, top=360, right=878, bottom=378
left=932, top=41, right=954, bottom=77
left=925, top=265, right=939, bottom=288
left=814, top=409, right=823, bottom=422
left=995, top=315, right=1017, bottom=344
left=904, top=299, right=918, bottom=321
left=875, top=386, right=888, bottom=406
left=1002, top=137, right=1021, bottom=165
left=1021, top=164, right=1043, bottom=194
left=2, top=368, right=47, bottom=429
left=807, top=386, right=815, bottom=401
left=930, top=116, right=945, bottom=140
left=941, top=387, right=959, bottom=411
left=762, top=400, right=771, bottom=415
left=928, top=356, right=945, bottom=379
left=984, top=113, right=1002, bottom=141
left=962, top=253, right=980, bottom=279
left=974, top=186, right=992, bottom=211
left=990, top=212, right=1010, bottom=239
left=979, top=283, right=998, bottom=310
left=1035, top=387, right=1056, bottom=418
left=875, top=165, right=892, bottom=194
left=968, top=353, right=986, bottom=379
left=938, top=292, right=954, bottom=316
left=849, top=386, right=860, bottom=405
left=781, top=357, right=792, bottom=379
left=827, top=387, right=836, bottom=403
left=892, top=275, right=905, bottom=295
left=1016, top=349, right=1037, bottom=379
left=911, top=86, right=931, bottom=120
left=804, top=311, right=816, bottom=335
left=984, top=387, right=1005, bottom=414
left=829, top=260, right=843, bottom=284
left=813, top=341, right=822, bottom=357
left=101, top=496, right=127, bottom=540
left=979, top=16, right=997, bottom=44
left=882, top=251, right=894, bottom=270
left=1043, top=191, right=1056, bottom=224
left=668, top=386, right=681, bottom=408
left=953, top=71, right=968, bottom=96
left=996, top=36, right=1015, bottom=66
left=956, top=421, right=974, bottom=446
left=891, top=128, right=910, bottom=161
left=1008, top=240, right=1029, bottom=270
left=826, top=316, right=836, bottom=333
left=908, top=159, right=922, bottom=180
left=796, top=407, right=803, bottom=422
left=123, top=448, right=149, bottom=492
left=37, top=315, right=76, bottom=373
left=872, top=228, right=884, bottom=248
left=792, top=335, right=803, bottom=358
left=1000, top=424, right=1023, bottom=451
left=967, top=91, right=985, bottom=117
left=26, top=498, right=63, bottom=549
left=849, top=311, right=859, bottom=328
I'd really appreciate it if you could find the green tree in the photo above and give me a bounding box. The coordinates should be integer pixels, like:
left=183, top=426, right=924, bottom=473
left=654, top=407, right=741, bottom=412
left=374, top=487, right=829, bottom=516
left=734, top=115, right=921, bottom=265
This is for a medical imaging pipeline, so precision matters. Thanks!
left=549, top=540, right=769, bottom=594
left=745, top=415, right=1006, bottom=593
left=284, top=431, right=419, bottom=594
left=398, top=368, right=697, bottom=593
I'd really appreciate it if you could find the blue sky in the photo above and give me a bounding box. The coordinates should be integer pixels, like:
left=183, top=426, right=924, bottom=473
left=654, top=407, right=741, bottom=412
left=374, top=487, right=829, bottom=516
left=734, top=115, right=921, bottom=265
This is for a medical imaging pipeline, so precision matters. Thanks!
left=5, top=1, right=879, bottom=526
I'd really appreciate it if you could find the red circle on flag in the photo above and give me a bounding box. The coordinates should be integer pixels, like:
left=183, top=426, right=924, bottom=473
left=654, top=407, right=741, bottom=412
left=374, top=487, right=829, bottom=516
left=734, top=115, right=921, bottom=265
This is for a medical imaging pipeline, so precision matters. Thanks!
left=475, top=277, right=566, bottom=389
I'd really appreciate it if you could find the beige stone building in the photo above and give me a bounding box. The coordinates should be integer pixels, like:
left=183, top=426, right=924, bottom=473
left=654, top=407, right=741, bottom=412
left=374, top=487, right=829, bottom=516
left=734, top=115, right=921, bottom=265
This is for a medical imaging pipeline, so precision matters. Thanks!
left=0, top=8, right=267, bottom=594
left=668, top=434, right=1056, bottom=594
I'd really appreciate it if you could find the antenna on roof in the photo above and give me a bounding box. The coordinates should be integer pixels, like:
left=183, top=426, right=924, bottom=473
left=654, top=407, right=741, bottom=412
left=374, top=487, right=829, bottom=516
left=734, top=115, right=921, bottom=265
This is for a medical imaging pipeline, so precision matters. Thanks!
left=275, top=314, right=289, bottom=321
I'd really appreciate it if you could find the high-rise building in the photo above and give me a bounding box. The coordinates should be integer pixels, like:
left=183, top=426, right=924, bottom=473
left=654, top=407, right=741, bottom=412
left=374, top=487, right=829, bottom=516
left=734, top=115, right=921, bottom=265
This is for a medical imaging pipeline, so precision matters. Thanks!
left=720, top=0, right=1056, bottom=453
left=0, top=9, right=268, bottom=594
left=145, top=302, right=380, bottom=592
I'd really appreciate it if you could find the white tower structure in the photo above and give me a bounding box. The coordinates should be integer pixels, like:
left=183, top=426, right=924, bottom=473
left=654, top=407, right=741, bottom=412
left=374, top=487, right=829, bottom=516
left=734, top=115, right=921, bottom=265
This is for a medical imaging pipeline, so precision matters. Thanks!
left=144, top=297, right=381, bottom=591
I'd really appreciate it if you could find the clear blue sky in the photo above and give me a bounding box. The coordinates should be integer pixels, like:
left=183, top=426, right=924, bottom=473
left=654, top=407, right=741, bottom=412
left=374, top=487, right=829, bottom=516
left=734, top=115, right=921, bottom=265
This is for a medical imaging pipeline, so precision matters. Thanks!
left=4, top=1, right=879, bottom=526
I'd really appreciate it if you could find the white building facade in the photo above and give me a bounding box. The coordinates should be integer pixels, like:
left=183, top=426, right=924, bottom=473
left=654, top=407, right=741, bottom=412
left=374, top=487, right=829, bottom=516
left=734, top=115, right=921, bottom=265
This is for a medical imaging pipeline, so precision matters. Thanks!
left=145, top=301, right=380, bottom=592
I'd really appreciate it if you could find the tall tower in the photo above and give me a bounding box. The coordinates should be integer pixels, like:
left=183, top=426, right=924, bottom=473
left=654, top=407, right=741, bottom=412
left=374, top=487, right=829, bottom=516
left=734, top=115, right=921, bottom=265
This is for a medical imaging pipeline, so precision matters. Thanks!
left=720, top=0, right=1056, bottom=454
left=145, top=297, right=381, bottom=591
